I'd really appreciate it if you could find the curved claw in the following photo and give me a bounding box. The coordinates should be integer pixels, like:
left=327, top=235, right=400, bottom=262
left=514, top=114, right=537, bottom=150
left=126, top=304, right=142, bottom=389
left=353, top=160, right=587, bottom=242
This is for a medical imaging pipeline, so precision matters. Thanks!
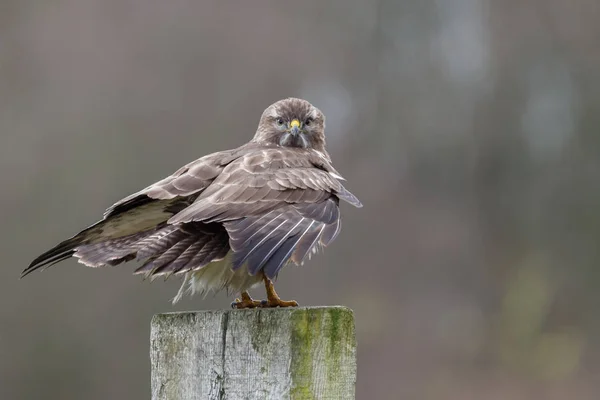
left=260, top=299, right=299, bottom=308
left=231, top=292, right=262, bottom=309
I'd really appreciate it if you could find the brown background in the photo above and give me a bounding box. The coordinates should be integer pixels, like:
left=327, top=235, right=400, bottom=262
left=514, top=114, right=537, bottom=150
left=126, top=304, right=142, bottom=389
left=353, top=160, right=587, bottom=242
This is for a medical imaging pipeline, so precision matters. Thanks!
left=2, top=1, right=600, bottom=399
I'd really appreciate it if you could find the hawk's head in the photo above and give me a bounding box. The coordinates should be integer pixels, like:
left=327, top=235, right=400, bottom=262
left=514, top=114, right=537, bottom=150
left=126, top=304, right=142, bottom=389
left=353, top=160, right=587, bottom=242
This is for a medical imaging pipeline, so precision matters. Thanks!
left=253, top=98, right=326, bottom=152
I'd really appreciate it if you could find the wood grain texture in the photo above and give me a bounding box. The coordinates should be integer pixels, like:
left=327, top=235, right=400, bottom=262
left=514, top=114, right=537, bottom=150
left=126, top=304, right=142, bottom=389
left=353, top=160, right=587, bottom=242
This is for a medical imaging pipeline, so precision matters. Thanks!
left=151, top=307, right=356, bottom=400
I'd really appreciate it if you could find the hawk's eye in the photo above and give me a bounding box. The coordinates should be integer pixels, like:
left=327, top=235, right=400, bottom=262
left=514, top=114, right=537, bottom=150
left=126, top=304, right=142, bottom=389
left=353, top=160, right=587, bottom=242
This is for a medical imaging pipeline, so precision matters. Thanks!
left=305, top=117, right=313, bottom=126
left=276, top=118, right=285, bottom=126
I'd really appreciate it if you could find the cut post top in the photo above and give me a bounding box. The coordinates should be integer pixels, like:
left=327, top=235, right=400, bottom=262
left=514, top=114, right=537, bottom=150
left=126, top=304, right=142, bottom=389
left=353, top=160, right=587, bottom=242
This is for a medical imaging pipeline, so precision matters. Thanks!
left=151, top=306, right=357, bottom=400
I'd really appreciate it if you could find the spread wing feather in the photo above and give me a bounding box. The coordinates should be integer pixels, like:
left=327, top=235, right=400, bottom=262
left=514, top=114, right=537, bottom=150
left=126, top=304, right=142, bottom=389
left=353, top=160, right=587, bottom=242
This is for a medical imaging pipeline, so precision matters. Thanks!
left=136, top=236, right=198, bottom=275
left=102, top=147, right=246, bottom=219
left=152, top=237, right=209, bottom=275
left=74, top=230, right=153, bottom=267
left=223, top=198, right=341, bottom=279
left=133, top=224, right=230, bottom=277
left=175, top=234, right=226, bottom=273
left=39, top=222, right=231, bottom=280
left=135, top=227, right=185, bottom=261
left=320, top=217, right=342, bottom=246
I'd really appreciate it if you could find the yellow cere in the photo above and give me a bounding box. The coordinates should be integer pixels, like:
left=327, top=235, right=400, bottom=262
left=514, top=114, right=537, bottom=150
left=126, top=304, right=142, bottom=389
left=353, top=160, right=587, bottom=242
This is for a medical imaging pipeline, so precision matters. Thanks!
left=290, top=119, right=301, bottom=128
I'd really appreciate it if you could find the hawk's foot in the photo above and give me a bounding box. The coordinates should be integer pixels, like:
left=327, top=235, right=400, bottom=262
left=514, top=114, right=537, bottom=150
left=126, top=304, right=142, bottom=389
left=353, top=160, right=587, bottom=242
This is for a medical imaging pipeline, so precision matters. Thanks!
left=261, top=275, right=299, bottom=308
left=231, top=292, right=262, bottom=309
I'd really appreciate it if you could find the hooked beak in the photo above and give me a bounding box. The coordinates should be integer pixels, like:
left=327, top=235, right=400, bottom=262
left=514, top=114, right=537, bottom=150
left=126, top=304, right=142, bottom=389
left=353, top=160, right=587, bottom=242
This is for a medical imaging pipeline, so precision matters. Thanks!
left=288, top=119, right=302, bottom=135
left=280, top=118, right=309, bottom=148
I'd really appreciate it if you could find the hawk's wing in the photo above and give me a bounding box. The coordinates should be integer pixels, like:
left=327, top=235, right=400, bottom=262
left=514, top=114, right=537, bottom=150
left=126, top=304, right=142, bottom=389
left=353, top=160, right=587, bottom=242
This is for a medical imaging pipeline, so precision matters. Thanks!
left=22, top=145, right=251, bottom=277
left=102, top=146, right=247, bottom=219
left=167, top=147, right=362, bottom=278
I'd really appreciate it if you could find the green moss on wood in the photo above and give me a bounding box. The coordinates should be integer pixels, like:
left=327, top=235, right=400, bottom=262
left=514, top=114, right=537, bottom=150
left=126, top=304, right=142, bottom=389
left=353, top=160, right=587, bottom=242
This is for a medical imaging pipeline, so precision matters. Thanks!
left=151, top=307, right=356, bottom=400
left=290, top=309, right=318, bottom=399
left=325, top=307, right=354, bottom=384
left=288, top=307, right=355, bottom=399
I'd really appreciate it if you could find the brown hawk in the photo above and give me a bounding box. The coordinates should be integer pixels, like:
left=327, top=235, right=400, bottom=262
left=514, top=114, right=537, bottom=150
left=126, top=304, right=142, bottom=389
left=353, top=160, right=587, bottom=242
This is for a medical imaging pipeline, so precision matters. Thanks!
left=22, top=98, right=362, bottom=308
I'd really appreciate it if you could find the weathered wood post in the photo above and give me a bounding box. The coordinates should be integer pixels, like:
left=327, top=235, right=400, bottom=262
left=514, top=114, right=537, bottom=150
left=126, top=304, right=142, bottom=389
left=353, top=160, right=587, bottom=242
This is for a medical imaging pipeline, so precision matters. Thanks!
left=150, top=306, right=356, bottom=400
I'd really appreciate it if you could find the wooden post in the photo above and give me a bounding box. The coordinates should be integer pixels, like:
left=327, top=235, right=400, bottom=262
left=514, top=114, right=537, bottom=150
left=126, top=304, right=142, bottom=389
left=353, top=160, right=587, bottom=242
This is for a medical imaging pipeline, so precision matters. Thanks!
left=150, top=306, right=356, bottom=400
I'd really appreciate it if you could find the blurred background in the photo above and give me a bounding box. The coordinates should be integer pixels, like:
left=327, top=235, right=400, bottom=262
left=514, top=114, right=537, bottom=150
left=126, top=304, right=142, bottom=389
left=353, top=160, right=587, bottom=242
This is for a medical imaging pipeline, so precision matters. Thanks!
left=1, top=0, right=600, bottom=399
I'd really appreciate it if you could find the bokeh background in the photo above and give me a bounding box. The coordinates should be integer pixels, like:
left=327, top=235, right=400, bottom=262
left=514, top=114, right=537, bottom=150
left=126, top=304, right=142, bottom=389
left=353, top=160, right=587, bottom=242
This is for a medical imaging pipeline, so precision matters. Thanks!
left=2, top=1, right=600, bottom=399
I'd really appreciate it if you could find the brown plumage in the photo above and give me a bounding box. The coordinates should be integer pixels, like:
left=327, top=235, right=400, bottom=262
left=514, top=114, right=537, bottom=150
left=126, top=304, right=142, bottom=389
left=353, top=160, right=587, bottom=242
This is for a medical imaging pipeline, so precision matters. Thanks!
left=23, top=98, right=362, bottom=307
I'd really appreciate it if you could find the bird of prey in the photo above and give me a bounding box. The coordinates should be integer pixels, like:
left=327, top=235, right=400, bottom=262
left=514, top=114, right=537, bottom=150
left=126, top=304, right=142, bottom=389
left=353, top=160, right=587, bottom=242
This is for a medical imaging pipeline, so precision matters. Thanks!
left=22, top=98, right=362, bottom=308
